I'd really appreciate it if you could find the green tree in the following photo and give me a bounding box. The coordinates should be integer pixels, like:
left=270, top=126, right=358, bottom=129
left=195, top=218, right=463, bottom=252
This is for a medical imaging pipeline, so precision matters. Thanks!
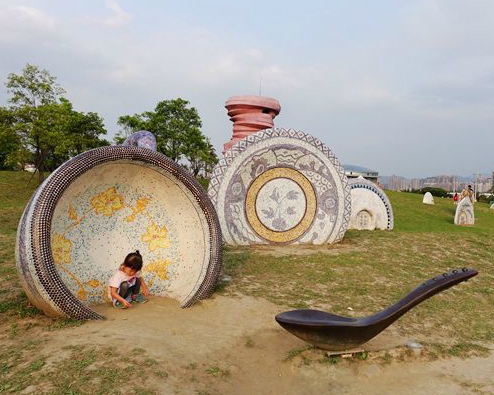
left=117, top=98, right=217, bottom=176
left=4, top=64, right=108, bottom=182
left=45, top=99, right=109, bottom=169
left=6, top=63, right=65, bottom=107
left=0, top=106, right=26, bottom=169
left=419, top=187, right=448, bottom=198
left=186, top=135, right=218, bottom=177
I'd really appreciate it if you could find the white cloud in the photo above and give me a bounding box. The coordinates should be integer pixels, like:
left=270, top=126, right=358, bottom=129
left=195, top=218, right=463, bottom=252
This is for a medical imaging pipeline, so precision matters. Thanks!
left=97, top=0, right=132, bottom=28
left=0, top=5, right=56, bottom=43
left=16, top=5, right=55, bottom=27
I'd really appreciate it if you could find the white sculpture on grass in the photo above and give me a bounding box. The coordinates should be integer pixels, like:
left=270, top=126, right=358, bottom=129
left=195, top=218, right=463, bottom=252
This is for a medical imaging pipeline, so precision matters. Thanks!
left=423, top=192, right=434, bottom=205
left=454, top=197, right=475, bottom=226
left=348, top=177, right=393, bottom=230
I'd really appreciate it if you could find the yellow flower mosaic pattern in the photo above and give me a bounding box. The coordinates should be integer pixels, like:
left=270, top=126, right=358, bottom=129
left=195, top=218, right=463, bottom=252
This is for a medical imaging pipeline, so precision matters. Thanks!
left=68, top=203, right=78, bottom=221
left=85, top=280, right=101, bottom=288
left=54, top=184, right=174, bottom=304
left=77, top=288, right=87, bottom=301
left=125, top=197, right=151, bottom=222
left=144, top=259, right=172, bottom=287
left=91, top=187, right=124, bottom=217
left=144, top=259, right=172, bottom=281
left=52, top=233, right=72, bottom=265
left=141, top=223, right=171, bottom=251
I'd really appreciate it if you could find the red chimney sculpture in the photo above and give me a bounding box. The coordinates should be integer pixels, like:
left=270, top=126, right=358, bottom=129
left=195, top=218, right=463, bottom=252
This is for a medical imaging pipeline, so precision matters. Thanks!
left=223, top=95, right=281, bottom=153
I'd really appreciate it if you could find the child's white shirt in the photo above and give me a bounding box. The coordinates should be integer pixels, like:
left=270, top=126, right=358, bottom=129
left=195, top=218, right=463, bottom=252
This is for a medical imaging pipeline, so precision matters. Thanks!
left=108, top=269, right=141, bottom=302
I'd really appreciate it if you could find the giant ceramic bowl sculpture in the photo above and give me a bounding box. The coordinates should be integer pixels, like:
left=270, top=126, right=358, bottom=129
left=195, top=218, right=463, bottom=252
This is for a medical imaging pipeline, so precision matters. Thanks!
left=16, top=136, right=222, bottom=319
left=208, top=128, right=351, bottom=245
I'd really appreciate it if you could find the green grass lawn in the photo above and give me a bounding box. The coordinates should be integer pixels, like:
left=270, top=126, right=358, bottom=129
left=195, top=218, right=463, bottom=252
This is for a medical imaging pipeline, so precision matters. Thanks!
left=390, top=190, right=494, bottom=233
left=0, top=171, right=493, bottom=393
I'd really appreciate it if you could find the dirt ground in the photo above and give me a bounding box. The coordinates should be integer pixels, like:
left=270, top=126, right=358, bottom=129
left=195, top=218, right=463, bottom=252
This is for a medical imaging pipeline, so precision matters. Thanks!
left=30, top=294, right=494, bottom=395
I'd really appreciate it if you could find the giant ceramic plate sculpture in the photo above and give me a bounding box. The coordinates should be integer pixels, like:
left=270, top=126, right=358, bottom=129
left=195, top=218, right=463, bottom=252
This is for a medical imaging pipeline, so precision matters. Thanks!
left=348, top=177, right=393, bottom=230
left=208, top=128, right=351, bottom=245
left=16, top=133, right=222, bottom=319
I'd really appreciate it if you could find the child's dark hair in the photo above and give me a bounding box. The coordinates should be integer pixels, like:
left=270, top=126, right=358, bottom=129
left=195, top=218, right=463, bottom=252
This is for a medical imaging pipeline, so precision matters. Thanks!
left=123, top=250, right=143, bottom=271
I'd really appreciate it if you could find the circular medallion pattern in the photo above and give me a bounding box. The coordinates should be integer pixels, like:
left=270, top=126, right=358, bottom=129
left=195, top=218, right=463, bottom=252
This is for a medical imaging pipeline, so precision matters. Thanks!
left=208, top=128, right=351, bottom=245
left=245, top=167, right=317, bottom=243
left=257, top=179, right=305, bottom=231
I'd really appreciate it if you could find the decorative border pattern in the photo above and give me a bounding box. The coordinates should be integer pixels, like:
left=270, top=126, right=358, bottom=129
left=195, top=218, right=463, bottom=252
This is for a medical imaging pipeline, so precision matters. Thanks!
left=16, top=146, right=222, bottom=319
left=349, top=178, right=394, bottom=230
left=208, top=128, right=351, bottom=244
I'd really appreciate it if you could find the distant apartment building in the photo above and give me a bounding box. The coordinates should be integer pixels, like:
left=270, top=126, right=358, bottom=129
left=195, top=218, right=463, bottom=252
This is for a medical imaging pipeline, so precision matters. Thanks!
left=410, top=178, right=423, bottom=190
left=380, top=172, right=493, bottom=193
left=388, top=175, right=411, bottom=191
left=343, top=164, right=379, bottom=184
left=476, top=175, right=492, bottom=193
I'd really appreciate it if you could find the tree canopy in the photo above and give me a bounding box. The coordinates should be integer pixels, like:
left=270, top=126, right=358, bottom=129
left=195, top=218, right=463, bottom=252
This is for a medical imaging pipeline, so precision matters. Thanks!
left=1, top=64, right=108, bottom=182
left=1, top=65, right=218, bottom=183
left=117, top=98, right=218, bottom=177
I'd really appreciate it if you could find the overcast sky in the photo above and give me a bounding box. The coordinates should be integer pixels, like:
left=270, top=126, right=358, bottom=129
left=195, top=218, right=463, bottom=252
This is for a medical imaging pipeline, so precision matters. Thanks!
left=1, top=0, right=493, bottom=178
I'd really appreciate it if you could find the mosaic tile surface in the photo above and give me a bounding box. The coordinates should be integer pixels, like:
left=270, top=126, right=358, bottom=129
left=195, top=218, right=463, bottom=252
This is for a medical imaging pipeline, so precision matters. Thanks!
left=16, top=144, right=222, bottom=319
left=454, top=197, right=475, bottom=226
left=123, top=130, right=157, bottom=151
left=208, top=128, right=351, bottom=245
left=348, top=178, right=394, bottom=230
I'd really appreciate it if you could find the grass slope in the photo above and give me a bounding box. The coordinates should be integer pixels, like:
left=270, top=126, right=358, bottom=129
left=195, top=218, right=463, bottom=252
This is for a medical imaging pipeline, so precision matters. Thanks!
left=390, top=190, right=494, bottom=233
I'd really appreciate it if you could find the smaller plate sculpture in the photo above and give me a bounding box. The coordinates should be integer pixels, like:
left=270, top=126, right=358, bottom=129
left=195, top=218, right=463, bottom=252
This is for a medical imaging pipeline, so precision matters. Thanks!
left=275, top=268, right=478, bottom=351
left=348, top=177, right=393, bottom=230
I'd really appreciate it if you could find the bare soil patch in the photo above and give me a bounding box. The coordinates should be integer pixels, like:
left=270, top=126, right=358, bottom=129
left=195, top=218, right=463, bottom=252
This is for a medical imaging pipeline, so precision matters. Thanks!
left=4, top=294, right=492, bottom=395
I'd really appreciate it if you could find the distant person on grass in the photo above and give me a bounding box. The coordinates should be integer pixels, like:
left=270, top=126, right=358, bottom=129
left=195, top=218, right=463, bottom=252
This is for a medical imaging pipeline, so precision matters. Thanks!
left=453, top=192, right=459, bottom=204
left=108, top=250, right=150, bottom=308
left=459, top=185, right=475, bottom=204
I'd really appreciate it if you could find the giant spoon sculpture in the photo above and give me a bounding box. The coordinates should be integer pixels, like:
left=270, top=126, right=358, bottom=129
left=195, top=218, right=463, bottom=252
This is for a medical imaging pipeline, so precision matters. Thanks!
left=275, top=268, right=478, bottom=350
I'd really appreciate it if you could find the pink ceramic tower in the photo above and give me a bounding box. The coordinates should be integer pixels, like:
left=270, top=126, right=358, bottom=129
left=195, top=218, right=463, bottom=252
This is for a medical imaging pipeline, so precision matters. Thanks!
left=223, top=95, right=281, bottom=153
